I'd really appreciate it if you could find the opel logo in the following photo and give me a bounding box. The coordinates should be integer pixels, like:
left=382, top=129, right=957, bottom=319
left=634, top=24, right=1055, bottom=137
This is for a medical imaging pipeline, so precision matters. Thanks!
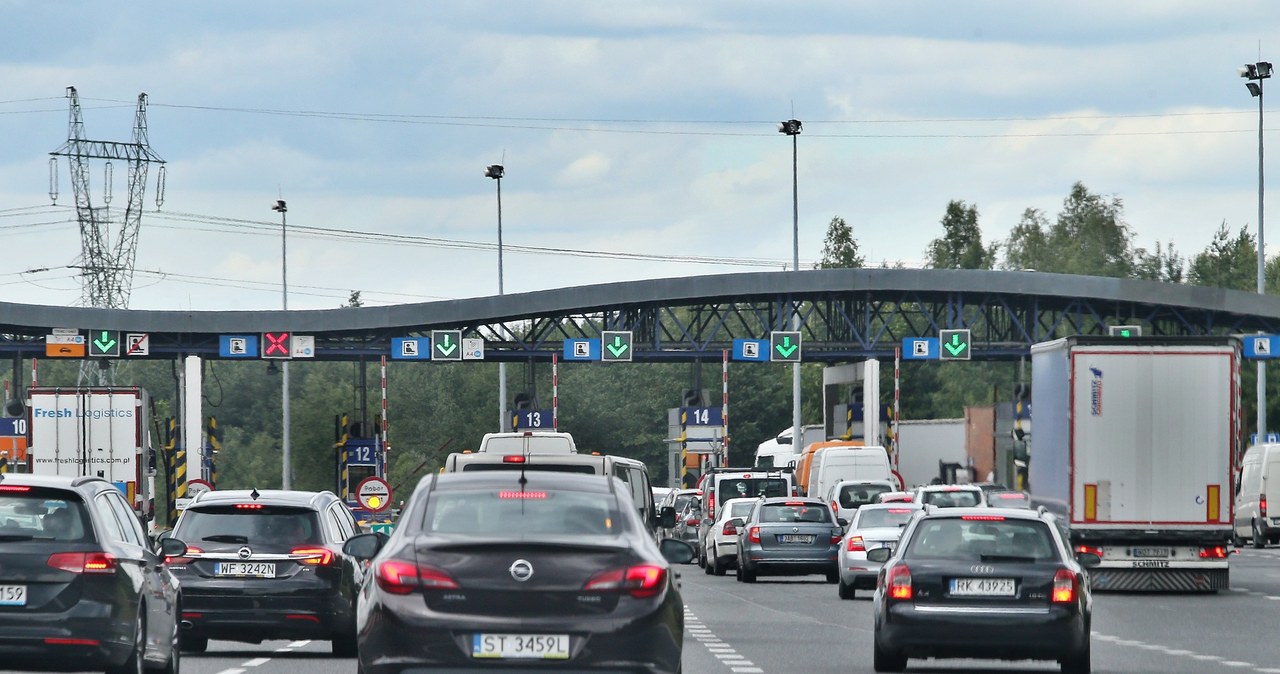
left=970, top=564, right=994, bottom=574
left=238, top=546, right=253, bottom=560
left=792, top=527, right=799, bottom=533
left=509, top=559, right=534, bottom=582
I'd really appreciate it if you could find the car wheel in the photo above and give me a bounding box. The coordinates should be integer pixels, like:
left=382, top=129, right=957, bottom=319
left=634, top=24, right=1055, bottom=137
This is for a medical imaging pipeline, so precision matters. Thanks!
left=713, top=556, right=728, bottom=577
left=826, top=571, right=840, bottom=584
left=332, top=625, right=359, bottom=658
left=106, top=609, right=145, bottom=674
left=697, top=546, right=706, bottom=568
left=181, top=635, right=208, bottom=654
left=838, top=577, right=855, bottom=600
left=741, top=564, right=757, bottom=583
left=872, top=638, right=906, bottom=672
left=1232, top=529, right=1246, bottom=548
left=1254, top=521, right=1267, bottom=549
left=1060, top=640, right=1091, bottom=673
left=704, top=552, right=715, bottom=575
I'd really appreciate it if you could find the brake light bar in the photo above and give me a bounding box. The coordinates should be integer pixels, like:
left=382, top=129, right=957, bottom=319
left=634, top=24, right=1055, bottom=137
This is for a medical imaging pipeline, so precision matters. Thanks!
left=785, top=501, right=807, bottom=506
left=235, top=504, right=264, bottom=510
left=995, top=493, right=1026, bottom=499
left=887, top=508, right=913, bottom=514
left=502, top=455, right=527, bottom=464
left=0, top=485, right=31, bottom=492
left=961, top=515, right=1005, bottom=521
left=498, top=491, right=547, bottom=499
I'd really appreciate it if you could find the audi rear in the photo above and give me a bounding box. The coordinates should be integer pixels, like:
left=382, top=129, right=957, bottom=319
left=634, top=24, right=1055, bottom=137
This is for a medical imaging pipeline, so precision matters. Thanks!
left=344, top=471, right=693, bottom=673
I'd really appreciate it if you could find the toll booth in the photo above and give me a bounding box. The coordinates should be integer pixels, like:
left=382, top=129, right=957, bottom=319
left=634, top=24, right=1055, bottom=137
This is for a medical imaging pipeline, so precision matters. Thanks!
left=667, top=406, right=724, bottom=489
left=337, top=437, right=385, bottom=522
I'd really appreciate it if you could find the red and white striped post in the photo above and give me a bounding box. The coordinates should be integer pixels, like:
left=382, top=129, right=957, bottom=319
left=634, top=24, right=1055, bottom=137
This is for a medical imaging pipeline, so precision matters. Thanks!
left=380, top=355, right=389, bottom=466
left=721, top=349, right=729, bottom=468
left=31, top=358, right=37, bottom=387
left=552, top=353, right=559, bottom=431
left=893, top=346, right=901, bottom=471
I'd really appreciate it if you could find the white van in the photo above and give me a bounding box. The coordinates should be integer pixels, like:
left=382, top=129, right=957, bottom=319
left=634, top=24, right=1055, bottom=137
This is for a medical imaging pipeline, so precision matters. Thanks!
left=1234, top=443, right=1280, bottom=548
left=753, top=425, right=824, bottom=468
left=810, top=447, right=894, bottom=507
left=475, top=431, right=577, bottom=454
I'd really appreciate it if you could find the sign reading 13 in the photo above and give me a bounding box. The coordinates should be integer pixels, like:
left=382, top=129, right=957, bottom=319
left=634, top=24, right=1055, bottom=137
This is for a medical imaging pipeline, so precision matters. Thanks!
left=514, top=409, right=554, bottom=430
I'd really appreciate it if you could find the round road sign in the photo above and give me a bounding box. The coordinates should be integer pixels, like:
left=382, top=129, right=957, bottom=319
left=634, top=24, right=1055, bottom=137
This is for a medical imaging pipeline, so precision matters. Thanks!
left=187, top=479, right=213, bottom=498
left=356, top=476, right=392, bottom=512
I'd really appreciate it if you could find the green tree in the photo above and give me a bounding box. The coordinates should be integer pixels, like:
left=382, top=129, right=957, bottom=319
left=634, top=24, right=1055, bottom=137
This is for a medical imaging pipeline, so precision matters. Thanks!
left=1001, top=208, right=1052, bottom=271
left=1046, top=182, right=1135, bottom=278
left=1133, top=241, right=1185, bottom=283
left=817, top=216, right=865, bottom=269
left=926, top=200, right=997, bottom=269
left=1188, top=223, right=1257, bottom=291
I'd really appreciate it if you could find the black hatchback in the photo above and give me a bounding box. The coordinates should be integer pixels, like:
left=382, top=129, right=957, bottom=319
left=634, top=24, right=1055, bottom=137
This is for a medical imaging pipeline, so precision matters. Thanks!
left=0, top=473, right=186, bottom=673
left=343, top=471, right=694, bottom=674
left=165, top=488, right=366, bottom=655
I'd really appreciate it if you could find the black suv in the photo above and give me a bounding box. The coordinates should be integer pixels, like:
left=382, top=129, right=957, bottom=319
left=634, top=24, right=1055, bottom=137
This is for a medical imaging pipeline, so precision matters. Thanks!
left=166, top=488, right=366, bottom=655
left=0, top=473, right=186, bottom=673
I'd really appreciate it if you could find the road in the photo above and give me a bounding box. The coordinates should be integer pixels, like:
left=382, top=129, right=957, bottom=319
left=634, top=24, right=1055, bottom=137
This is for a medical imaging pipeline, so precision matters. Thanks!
left=14, top=548, right=1280, bottom=674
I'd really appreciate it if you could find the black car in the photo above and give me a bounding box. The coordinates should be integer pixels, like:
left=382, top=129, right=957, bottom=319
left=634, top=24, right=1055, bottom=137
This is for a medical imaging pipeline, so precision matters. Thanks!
left=165, top=488, right=366, bottom=655
left=0, top=473, right=186, bottom=673
left=343, top=470, right=695, bottom=674
left=869, top=507, right=1098, bottom=673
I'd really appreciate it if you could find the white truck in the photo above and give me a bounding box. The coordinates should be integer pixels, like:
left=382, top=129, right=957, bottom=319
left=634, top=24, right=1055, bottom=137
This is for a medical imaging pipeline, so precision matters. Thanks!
left=1029, top=336, right=1237, bottom=591
left=754, top=425, right=825, bottom=468
left=27, top=387, right=158, bottom=527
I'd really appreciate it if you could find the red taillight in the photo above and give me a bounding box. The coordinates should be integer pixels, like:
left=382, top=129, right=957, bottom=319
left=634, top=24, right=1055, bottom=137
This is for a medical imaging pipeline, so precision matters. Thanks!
left=1262, top=494, right=1268, bottom=517
left=47, top=552, right=117, bottom=574
left=887, top=508, right=913, bottom=514
left=498, top=490, right=547, bottom=499
left=708, top=492, right=716, bottom=518
left=831, top=529, right=843, bottom=544
left=291, top=547, right=336, bottom=566
left=1053, top=568, right=1077, bottom=603
left=502, top=455, right=527, bottom=464
left=722, top=521, right=738, bottom=536
left=166, top=545, right=204, bottom=564
left=831, top=500, right=840, bottom=512
left=375, top=559, right=459, bottom=594
left=584, top=564, right=668, bottom=599
left=44, top=637, right=100, bottom=646
left=1075, top=544, right=1104, bottom=558
left=846, top=535, right=866, bottom=552
left=961, top=515, right=1005, bottom=521
left=887, top=564, right=912, bottom=600
left=235, top=504, right=264, bottom=510
left=748, top=526, right=761, bottom=544
left=1199, top=545, right=1228, bottom=559
left=685, top=517, right=701, bottom=527
left=0, top=485, right=31, bottom=492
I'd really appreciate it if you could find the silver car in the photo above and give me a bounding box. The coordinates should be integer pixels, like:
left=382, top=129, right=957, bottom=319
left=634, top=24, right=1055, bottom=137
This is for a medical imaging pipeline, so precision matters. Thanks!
left=837, top=502, right=922, bottom=599
left=735, top=497, right=844, bottom=583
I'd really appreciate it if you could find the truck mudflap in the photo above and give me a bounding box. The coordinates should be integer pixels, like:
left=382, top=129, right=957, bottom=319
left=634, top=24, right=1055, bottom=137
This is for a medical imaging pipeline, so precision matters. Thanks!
left=1089, top=567, right=1229, bottom=592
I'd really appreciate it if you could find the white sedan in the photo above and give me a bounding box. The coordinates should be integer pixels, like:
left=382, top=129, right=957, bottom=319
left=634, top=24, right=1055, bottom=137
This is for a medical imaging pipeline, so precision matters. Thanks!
left=836, top=502, right=922, bottom=599
left=702, top=497, right=759, bottom=576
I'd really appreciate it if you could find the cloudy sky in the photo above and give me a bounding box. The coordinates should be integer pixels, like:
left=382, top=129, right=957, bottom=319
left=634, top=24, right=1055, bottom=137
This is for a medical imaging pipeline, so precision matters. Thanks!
left=2, top=1, right=1278, bottom=311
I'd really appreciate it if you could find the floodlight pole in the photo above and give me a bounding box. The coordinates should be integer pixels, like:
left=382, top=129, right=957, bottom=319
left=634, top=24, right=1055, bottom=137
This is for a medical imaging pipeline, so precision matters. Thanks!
left=1243, top=61, right=1272, bottom=441
left=486, top=164, right=507, bottom=432
left=273, top=199, right=291, bottom=489
left=779, top=119, right=803, bottom=452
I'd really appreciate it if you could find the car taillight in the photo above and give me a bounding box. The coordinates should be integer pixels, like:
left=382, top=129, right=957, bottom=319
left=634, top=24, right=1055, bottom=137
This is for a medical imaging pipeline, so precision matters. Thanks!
left=722, top=521, right=738, bottom=536
left=685, top=517, right=701, bottom=527
left=748, top=526, right=761, bottom=544
left=886, top=564, right=912, bottom=600
left=1262, top=494, right=1268, bottom=517
left=502, top=455, right=527, bottom=464
left=708, top=492, right=716, bottom=518
left=831, top=500, right=840, bottom=512
left=375, top=559, right=459, bottom=594
left=846, top=536, right=866, bottom=552
left=1052, top=568, right=1076, bottom=603
left=961, top=515, right=1005, bottom=521
left=1075, top=544, right=1104, bottom=558
left=1199, top=545, right=1228, bottom=559
left=291, top=547, right=336, bottom=566
left=584, top=564, right=668, bottom=599
left=235, top=504, right=264, bottom=509
left=47, top=552, right=117, bottom=575
left=831, top=529, right=843, bottom=544
left=0, top=485, right=31, bottom=492
left=166, top=545, right=204, bottom=564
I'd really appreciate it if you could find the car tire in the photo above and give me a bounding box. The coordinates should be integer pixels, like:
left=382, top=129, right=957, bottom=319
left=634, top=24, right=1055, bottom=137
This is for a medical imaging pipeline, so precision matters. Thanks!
left=106, top=609, right=145, bottom=674
left=713, top=556, right=728, bottom=577
left=1060, top=640, right=1091, bottom=673
left=826, top=571, right=840, bottom=584
left=181, top=635, right=208, bottom=654
left=872, top=638, right=907, bottom=672
left=697, top=547, right=706, bottom=568
left=838, top=577, right=855, bottom=599
left=704, top=553, right=715, bottom=575
left=1254, top=521, right=1267, bottom=549
left=1232, top=529, right=1246, bottom=548
left=332, top=627, right=359, bottom=658
left=741, top=564, right=757, bottom=583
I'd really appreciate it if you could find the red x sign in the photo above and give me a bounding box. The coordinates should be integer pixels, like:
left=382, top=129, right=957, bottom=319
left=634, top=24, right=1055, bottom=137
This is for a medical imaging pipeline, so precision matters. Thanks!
left=262, top=332, right=291, bottom=359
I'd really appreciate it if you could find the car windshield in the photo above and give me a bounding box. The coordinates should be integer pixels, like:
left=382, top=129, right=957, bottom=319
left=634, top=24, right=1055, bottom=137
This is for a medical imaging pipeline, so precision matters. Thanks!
left=838, top=484, right=892, bottom=509
left=718, top=478, right=787, bottom=502
left=905, top=517, right=1057, bottom=561
left=920, top=490, right=981, bottom=508
left=177, top=506, right=321, bottom=546
left=759, top=503, right=830, bottom=524
left=422, top=489, right=623, bottom=537
left=854, top=507, right=916, bottom=530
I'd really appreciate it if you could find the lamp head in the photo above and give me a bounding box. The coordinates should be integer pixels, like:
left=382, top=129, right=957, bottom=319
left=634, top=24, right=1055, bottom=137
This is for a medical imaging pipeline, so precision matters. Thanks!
left=485, top=164, right=504, bottom=179
left=1260, top=62, right=1274, bottom=79
left=272, top=199, right=287, bottom=213
left=777, top=119, right=802, bottom=135
left=1248, top=82, right=1263, bottom=97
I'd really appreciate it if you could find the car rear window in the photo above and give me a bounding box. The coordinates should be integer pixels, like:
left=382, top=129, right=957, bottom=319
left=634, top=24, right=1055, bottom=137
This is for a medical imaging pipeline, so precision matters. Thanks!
left=422, top=489, right=623, bottom=536
left=920, top=490, right=981, bottom=508
left=728, top=500, right=755, bottom=518
left=717, top=478, right=787, bottom=502
left=759, top=503, right=830, bottom=524
left=673, top=493, right=697, bottom=513
left=0, top=488, right=91, bottom=542
left=176, top=506, right=321, bottom=546
left=987, top=491, right=1032, bottom=508
left=838, top=483, right=892, bottom=509
left=905, top=517, right=1057, bottom=561
left=461, top=463, right=596, bottom=474
left=854, top=507, right=916, bottom=530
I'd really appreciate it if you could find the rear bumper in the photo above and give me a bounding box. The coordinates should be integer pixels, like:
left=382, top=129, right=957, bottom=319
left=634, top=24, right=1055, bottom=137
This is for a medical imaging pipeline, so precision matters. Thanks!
left=180, top=584, right=353, bottom=641
left=0, top=601, right=136, bottom=670
left=1089, top=567, right=1229, bottom=592
left=877, top=602, right=1087, bottom=660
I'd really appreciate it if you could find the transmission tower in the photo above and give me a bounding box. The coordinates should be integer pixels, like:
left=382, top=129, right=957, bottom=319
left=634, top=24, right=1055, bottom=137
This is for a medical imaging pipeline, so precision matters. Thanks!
left=49, top=86, right=167, bottom=383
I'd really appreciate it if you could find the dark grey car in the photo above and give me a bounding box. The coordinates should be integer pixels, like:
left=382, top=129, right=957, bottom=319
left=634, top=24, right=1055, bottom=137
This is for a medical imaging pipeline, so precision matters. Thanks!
left=735, top=497, right=842, bottom=583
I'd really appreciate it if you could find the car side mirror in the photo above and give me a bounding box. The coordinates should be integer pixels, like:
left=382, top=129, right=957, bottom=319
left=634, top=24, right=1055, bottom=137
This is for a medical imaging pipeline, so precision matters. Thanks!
left=866, top=547, right=893, bottom=563
left=342, top=532, right=387, bottom=561
left=1076, top=552, right=1102, bottom=568
left=158, top=537, right=187, bottom=560
left=658, top=506, right=677, bottom=530
left=837, top=517, right=849, bottom=528
left=659, top=538, right=696, bottom=564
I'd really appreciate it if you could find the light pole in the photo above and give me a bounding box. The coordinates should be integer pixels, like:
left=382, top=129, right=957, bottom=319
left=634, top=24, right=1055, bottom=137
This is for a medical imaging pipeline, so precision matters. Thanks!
left=1242, top=61, right=1272, bottom=440
left=779, top=119, right=803, bottom=452
left=272, top=198, right=292, bottom=489
left=485, top=164, right=507, bottom=432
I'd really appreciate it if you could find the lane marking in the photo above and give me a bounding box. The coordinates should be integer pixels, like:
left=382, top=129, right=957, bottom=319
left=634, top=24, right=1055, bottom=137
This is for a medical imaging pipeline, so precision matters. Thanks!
left=243, top=658, right=270, bottom=667
left=685, top=606, right=764, bottom=673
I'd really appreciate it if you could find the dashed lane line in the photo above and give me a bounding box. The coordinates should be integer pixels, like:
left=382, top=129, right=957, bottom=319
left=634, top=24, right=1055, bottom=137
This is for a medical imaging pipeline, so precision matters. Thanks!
left=214, top=641, right=313, bottom=674
left=1095, top=632, right=1280, bottom=671
left=686, top=606, right=765, bottom=673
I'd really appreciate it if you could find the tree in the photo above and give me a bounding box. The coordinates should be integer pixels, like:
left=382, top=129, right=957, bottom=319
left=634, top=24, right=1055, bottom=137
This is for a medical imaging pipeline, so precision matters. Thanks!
left=1001, top=208, right=1051, bottom=271
left=346, top=291, right=363, bottom=308
left=1133, top=241, right=1185, bottom=283
left=1045, top=182, right=1135, bottom=278
left=926, top=200, right=997, bottom=270
left=1188, top=223, right=1257, bottom=291
left=817, top=216, right=864, bottom=269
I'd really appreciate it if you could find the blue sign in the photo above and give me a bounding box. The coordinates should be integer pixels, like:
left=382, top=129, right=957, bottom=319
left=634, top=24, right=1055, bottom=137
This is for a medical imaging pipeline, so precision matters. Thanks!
left=902, top=337, right=939, bottom=361
left=219, top=335, right=260, bottom=358
left=732, top=339, right=769, bottom=362
left=1243, top=335, right=1280, bottom=359
left=562, top=339, right=600, bottom=361
left=513, top=409, right=555, bottom=430
left=391, top=337, right=432, bottom=360
left=344, top=440, right=379, bottom=464
left=1250, top=432, right=1280, bottom=445
left=683, top=406, right=723, bottom=426
left=0, top=418, right=26, bottom=436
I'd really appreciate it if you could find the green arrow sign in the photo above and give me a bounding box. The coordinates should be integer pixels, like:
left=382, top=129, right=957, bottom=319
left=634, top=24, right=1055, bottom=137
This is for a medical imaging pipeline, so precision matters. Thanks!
left=606, top=335, right=629, bottom=358
left=938, top=329, right=971, bottom=361
left=600, top=331, right=633, bottom=362
left=90, top=330, right=120, bottom=357
left=436, top=334, right=457, bottom=356
left=944, top=334, right=966, bottom=356
left=776, top=336, right=798, bottom=358
left=769, top=331, right=802, bottom=362
left=431, top=330, right=463, bottom=361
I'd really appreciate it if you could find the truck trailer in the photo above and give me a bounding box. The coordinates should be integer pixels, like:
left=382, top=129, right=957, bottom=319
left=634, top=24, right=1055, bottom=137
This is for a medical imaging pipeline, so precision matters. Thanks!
left=1029, top=336, right=1237, bottom=591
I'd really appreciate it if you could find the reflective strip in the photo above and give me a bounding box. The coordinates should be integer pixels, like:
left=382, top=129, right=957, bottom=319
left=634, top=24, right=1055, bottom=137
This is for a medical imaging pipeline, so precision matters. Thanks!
left=1084, top=483, right=1097, bottom=522
left=1207, top=484, right=1220, bottom=522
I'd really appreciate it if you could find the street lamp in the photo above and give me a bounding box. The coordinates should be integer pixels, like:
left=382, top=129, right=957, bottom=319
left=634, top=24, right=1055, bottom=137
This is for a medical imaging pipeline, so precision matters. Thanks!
left=272, top=198, right=292, bottom=489
left=485, top=164, right=507, bottom=432
left=1241, top=61, right=1272, bottom=440
left=779, top=119, right=802, bottom=457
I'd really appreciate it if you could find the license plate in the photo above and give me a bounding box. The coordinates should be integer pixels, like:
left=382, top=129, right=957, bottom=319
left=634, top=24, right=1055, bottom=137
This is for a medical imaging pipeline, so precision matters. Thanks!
left=779, top=534, right=816, bottom=544
left=1131, top=547, right=1169, bottom=558
left=0, top=585, right=26, bottom=606
left=215, top=562, right=275, bottom=578
left=950, top=577, right=1016, bottom=597
left=472, top=633, right=570, bottom=660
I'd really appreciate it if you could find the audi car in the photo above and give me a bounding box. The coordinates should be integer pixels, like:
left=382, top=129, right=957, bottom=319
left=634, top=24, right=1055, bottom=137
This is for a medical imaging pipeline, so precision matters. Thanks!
left=343, top=470, right=694, bottom=673
left=164, top=488, right=366, bottom=655
left=0, top=473, right=186, bottom=673
left=869, top=507, right=1098, bottom=673
left=734, top=497, right=844, bottom=583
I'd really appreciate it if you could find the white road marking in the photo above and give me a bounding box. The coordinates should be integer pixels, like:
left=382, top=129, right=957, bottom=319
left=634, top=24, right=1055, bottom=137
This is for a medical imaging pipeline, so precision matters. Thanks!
left=685, top=606, right=764, bottom=673
left=242, top=658, right=270, bottom=667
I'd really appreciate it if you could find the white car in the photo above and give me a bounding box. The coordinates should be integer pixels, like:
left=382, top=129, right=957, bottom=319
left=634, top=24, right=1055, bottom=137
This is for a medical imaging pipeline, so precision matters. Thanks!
left=913, top=484, right=986, bottom=508
left=702, top=497, right=759, bottom=576
left=824, top=479, right=897, bottom=528
left=837, top=502, right=923, bottom=599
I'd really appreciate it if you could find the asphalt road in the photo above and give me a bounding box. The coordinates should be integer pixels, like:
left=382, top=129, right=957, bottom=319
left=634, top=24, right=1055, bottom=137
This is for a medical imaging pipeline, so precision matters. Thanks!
left=16, top=548, right=1280, bottom=674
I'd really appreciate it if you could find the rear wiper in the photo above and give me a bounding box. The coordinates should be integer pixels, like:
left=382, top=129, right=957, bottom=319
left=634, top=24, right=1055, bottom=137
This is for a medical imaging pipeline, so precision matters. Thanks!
left=0, top=534, right=33, bottom=542
left=202, top=534, right=249, bottom=543
left=979, top=554, right=1038, bottom=563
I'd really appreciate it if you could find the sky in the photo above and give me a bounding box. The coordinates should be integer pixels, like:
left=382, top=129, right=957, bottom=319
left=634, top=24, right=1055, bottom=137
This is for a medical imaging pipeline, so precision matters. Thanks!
left=2, top=1, right=1279, bottom=312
